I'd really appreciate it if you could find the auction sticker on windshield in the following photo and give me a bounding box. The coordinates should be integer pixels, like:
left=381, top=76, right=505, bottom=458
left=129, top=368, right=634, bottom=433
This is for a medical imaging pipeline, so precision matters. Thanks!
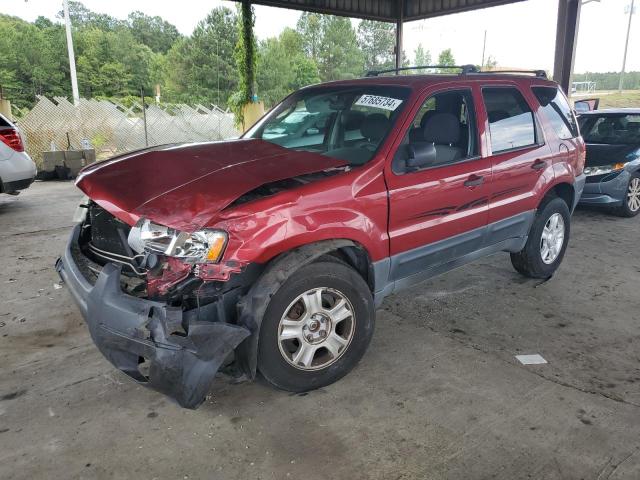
left=355, top=95, right=403, bottom=111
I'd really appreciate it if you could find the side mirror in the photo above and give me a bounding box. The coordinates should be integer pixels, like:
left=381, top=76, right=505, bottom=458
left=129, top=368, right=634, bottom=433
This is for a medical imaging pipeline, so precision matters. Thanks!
left=574, top=98, right=600, bottom=113
left=406, top=143, right=436, bottom=171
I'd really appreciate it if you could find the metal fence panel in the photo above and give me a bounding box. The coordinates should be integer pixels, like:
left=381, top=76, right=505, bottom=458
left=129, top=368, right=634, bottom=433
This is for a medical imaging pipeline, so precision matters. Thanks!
left=16, top=96, right=240, bottom=168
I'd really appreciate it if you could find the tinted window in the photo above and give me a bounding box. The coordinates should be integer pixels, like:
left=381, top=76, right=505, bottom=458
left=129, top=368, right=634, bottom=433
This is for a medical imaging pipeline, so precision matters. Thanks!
left=393, top=89, right=478, bottom=173
left=247, top=86, right=410, bottom=166
left=579, top=114, right=640, bottom=145
left=482, top=87, right=537, bottom=153
left=532, top=86, right=578, bottom=139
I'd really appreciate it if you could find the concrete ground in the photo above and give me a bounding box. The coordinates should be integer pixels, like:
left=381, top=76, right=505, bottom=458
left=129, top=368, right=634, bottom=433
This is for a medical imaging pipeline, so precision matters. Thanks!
left=1, top=181, right=639, bottom=480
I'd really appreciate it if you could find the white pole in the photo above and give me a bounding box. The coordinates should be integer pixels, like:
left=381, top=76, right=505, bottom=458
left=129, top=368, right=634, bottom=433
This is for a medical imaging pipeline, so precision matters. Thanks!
left=63, top=0, right=80, bottom=106
left=481, top=30, right=487, bottom=69
left=619, top=0, right=635, bottom=93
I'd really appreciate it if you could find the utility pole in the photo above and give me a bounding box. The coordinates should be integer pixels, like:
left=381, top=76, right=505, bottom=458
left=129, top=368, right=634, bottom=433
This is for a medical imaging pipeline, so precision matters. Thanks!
left=63, top=0, right=80, bottom=106
left=619, top=0, right=636, bottom=93
left=481, top=30, right=487, bottom=69
left=395, top=1, right=404, bottom=71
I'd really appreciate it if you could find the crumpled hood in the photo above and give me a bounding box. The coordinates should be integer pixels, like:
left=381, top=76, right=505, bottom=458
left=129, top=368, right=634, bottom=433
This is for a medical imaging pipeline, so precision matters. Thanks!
left=76, top=139, right=346, bottom=231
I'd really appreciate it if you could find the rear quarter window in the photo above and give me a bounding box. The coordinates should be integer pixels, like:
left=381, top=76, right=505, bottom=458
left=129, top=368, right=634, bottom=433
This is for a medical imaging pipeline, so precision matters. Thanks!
left=532, top=86, right=578, bottom=140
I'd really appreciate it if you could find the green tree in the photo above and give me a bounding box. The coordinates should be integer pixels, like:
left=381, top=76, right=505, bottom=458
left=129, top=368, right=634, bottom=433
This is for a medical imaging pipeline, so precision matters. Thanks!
left=296, top=12, right=323, bottom=63
left=414, top=44, right=431, bottom=71
left=127, top=11, right=181, bottom=54
left=58, top=1, right=123, bottom=31
left=74, top=27, right=153, bottom=97
left=0, top=14, right=67, bottom=107
left=357, top=20, right=395, bottom=72
left=163, top=7, right=238, bottom=106
left=0, top=4, right=184, bottom=107
left=257, top=28, right=320, bottom=107
left=321, top=16, right=363, bottom=80
left=437, top=48, right=455, bottom=72
left=297, top=14, right=363, bottom=81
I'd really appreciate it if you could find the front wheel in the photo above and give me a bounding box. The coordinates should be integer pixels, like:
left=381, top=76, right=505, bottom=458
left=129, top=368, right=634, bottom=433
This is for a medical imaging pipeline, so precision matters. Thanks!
left=257, top=261, right=375, bottom=392
left=615, top=174, right=640, bottom=218
left=510, top=197, right=571, bottom=279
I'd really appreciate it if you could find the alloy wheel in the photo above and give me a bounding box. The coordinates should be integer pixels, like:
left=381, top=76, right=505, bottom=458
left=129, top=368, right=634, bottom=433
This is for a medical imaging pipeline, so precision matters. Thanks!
left=540, top=213, right=565, bottom=265
left=277, top=287, right=356, bottom=371
left=627, top=177, right=640, bottom=212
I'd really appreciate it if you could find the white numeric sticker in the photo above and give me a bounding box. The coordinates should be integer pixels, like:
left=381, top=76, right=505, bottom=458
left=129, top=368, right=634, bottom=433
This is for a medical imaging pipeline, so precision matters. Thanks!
left=354, top=95, right=403, bottom=111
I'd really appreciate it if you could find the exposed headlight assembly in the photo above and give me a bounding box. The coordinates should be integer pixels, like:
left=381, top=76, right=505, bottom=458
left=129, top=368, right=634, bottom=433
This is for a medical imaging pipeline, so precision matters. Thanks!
left=583, top=162, right=626, bottom=177
left=128, top=219, right=227, bottom=264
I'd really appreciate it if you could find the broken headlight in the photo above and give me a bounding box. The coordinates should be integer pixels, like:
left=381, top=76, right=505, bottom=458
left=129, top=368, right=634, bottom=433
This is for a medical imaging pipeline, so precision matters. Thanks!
left=127, top=219, right=227, bottom=264
left=583, top=163, right=626, bottom=177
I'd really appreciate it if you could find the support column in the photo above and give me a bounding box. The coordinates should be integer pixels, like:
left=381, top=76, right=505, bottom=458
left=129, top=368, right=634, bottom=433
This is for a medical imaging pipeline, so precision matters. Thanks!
left=553, top=0, right=582, bottom=94
left=395, top=1, right=404, bottom=71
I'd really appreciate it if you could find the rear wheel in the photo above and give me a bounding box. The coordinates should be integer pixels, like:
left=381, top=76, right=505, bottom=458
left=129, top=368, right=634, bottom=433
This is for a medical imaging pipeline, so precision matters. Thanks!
left=511, top=197, right=571, bottom=279
left=257, top=261, right=375, bottom=392
left=615, top=174, right=640, bottom=218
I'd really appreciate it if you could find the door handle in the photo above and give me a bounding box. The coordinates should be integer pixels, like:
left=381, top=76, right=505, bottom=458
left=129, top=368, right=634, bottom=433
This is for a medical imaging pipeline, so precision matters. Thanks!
left=531, top=159, right=547, bottom=171
left=464, top=175, right=484, bottom=188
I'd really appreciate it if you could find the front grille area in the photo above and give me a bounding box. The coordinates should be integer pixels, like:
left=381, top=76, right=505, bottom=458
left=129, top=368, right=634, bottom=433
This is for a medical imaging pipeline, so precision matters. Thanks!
left=81, top=203, right=147, bottom=277
left=88, top=203, right=131, bottom=255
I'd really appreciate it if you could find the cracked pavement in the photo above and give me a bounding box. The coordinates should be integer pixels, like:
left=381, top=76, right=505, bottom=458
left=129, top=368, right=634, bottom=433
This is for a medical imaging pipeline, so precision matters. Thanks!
left=1, top=181, right=639, bottom=479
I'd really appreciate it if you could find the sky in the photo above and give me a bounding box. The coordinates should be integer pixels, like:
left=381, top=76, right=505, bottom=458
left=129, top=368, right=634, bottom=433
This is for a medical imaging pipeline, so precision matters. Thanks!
left=1, top=0, right=638, bottom=73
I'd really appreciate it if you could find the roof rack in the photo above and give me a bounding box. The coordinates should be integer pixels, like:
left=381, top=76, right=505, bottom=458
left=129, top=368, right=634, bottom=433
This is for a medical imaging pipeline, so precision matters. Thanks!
left=365, top=64, right=479, bottom=77
left=365, top=65, right=548, bottom=79
left=475, top=69, right=548, bottom=78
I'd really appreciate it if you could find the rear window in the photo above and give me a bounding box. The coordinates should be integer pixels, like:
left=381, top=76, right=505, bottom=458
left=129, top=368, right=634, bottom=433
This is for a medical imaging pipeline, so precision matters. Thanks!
left=0, top=114, right=12, bottom=128
left=579, top=114, right=640, bottom=145
left=482, top=87, right=537, bottom=153
left=532, top=86, right=578, bottom=139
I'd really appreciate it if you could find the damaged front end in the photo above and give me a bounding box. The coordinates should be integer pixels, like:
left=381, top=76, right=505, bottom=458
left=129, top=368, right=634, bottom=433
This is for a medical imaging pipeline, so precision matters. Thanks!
left=56, top=202, right=260, bottom=409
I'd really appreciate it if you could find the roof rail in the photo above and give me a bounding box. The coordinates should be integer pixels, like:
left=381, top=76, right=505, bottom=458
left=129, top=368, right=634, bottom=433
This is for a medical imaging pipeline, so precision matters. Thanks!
left=475, top=69, right=548, bottom=78
left=365, top=64, right=479, bottom=77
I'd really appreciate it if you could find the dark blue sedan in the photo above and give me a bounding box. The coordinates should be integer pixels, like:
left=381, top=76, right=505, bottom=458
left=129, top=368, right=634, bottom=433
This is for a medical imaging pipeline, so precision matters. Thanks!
left=578, top=108, right=640, bottom=217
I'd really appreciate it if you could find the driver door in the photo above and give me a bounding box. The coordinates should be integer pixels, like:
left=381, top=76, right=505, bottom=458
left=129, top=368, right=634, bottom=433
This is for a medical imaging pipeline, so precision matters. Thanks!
left=384, top=86, right=491, bottom=282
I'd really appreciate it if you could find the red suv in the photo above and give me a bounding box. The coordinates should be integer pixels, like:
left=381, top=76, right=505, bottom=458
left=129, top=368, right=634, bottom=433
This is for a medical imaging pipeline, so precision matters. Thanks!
left=57, top=67, right=585, bottom=408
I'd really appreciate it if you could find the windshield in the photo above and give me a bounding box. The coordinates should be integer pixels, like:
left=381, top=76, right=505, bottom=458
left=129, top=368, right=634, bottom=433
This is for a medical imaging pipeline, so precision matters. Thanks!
left=246, top=86, right=410, bottom=166
left=578, top=114, right=640, bottom=145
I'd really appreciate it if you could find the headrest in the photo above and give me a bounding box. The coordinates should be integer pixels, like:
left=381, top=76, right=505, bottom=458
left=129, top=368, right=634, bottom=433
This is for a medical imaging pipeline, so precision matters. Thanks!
left=420, top=110, right=438, bottom=129
left=423, top=112, right=460, bottom=145
left=361, top=113, right=389, bottom=141
left=342, top=111, right=365, bottom=131
left=598, top=122, right=613, bottom=136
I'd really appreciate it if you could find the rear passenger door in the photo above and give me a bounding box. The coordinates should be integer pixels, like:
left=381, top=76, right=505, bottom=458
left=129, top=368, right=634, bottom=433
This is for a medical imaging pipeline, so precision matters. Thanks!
left=480, top=85, right=555, bottom=242
left=385, top=87, right=491, bottom=282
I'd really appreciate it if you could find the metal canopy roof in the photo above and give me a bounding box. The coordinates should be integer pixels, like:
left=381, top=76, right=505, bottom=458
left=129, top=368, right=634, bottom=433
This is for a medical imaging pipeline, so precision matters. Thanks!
left=240, top=0, right=526, bottom=22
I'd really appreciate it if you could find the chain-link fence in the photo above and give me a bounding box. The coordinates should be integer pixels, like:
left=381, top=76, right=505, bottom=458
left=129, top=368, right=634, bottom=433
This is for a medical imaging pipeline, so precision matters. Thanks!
left=15, top=96, right=240, bottom=168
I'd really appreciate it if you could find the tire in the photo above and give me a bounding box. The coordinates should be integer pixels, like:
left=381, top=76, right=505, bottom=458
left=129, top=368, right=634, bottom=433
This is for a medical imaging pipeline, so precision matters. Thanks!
left=510, top=196, right=571, bottom=279
left=257, top=261, right=375, bottom=393
left=614, top=173, right=640, bottom=218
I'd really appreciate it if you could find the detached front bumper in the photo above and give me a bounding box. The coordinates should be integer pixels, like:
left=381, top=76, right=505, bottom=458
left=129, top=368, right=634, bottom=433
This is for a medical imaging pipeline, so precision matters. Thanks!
left=55, top=225, right=250, bottom=409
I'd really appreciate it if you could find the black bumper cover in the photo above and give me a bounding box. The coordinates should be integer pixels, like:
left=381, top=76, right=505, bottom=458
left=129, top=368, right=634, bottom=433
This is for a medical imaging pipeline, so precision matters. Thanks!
left=56, top=225, right=250, bottom=409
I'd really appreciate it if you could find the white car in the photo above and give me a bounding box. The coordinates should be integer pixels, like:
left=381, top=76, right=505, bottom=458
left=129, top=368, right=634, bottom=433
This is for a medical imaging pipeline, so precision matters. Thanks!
left=0, top=113, right=36, bottom=194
